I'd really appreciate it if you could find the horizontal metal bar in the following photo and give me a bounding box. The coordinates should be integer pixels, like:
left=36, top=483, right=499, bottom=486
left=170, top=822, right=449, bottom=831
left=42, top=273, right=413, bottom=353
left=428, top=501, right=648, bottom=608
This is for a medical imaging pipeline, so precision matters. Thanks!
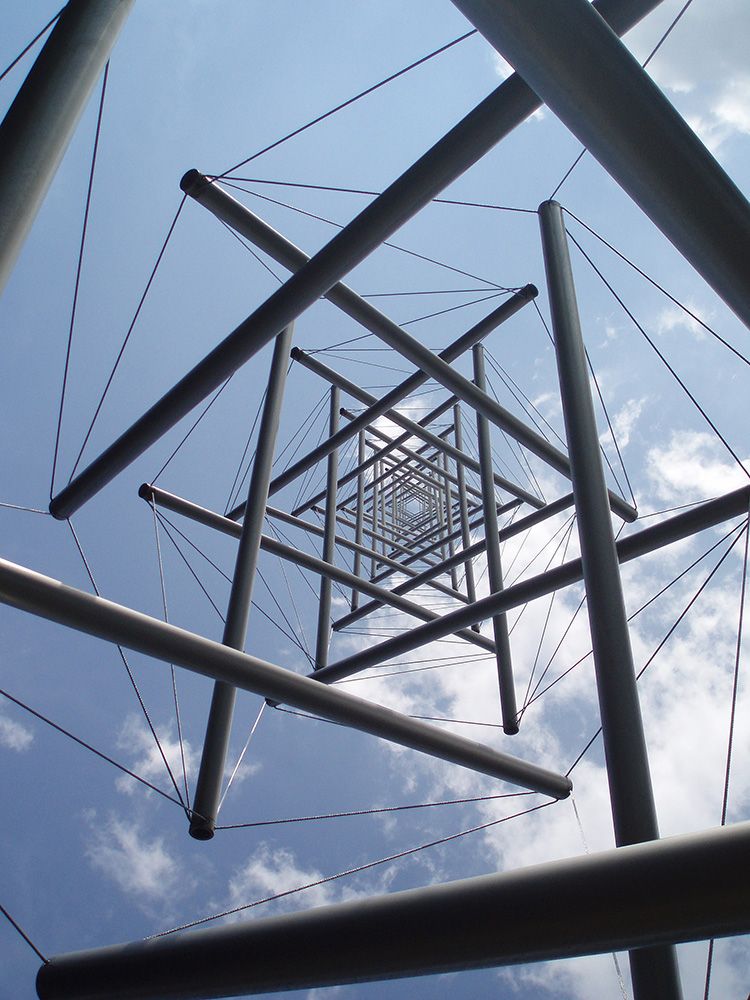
left=36, top=820, right=750, bottom=999
left=0, top=553, right=571, bottom=798
left=315, top=485, right=750, bottom=683
left=48, top=0, right=655, bottom=520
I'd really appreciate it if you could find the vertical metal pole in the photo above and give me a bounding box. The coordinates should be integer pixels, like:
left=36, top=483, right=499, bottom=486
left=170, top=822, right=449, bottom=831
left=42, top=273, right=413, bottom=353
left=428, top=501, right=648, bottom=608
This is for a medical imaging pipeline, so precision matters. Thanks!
left=539, top=199, right=682, bottom=999
left=0, top=0, right=134, bottom=296
left=314, top=387, right=340, bottom=669
left=473, top=345, right=518, bottom=736
left=189, top=325, right=294, bottom=840
left=350, top=430, right=366, bottom=611
left=454, top=404, right=479, bottom=631
left=442, top=450, right=460, bottom=592
left=370, top=461, right=379, bottom=579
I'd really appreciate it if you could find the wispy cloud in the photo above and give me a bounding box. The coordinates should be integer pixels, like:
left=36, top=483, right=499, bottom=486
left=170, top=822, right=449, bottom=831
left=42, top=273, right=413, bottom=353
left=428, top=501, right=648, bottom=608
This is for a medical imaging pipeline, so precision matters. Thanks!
left=0, top=712, right=33, bottom=752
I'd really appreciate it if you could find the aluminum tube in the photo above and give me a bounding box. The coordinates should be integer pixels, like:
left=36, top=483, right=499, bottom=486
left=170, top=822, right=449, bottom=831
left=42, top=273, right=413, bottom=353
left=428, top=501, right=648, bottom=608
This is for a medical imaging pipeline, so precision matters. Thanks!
left=189, top=324, right=294, bottom=840
left=48, top=0, right=659, bottom=519
left=451, top=0, right=750, bottom=331
left=36, top=821, right=750, bottom=999
left=334, top=493, right=576, bottom=632
left=442, top=450, right=460, bottom=592
left=0, top=0, right=134, bottom=295
left=454, top=403, right=479, bottom=628
left=315, top=483, right=750, bottom=684
left=0, top=555, right=571, bottom=799
left=314, top=388, right=340, bottom=668
left=539, top=200, right=680, bottom=996
left=289, top=349, right=544, bottom=510
left=474, top=345, right=518, bottom=734
left=370, top=459, right=379, bottom=577
left=351, top=430, right=365, bottom=611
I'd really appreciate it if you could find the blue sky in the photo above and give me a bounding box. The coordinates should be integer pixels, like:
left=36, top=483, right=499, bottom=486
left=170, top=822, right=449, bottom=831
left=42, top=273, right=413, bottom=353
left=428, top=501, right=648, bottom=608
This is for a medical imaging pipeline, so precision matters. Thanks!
left=1, top=2, right=749, bottom=998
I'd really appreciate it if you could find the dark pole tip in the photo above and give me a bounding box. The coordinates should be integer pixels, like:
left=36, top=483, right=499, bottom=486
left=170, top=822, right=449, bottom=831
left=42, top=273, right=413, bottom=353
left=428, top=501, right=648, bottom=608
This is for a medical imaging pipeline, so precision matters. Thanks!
left=523, top=283, right=539, bottom=299
left=180, top=168, right=206, bottom=195
left=289, top=346, right=302, bottom=360
left=137, top=482, right=154, bottom=502
left=188, top=824, right=215, bottom=842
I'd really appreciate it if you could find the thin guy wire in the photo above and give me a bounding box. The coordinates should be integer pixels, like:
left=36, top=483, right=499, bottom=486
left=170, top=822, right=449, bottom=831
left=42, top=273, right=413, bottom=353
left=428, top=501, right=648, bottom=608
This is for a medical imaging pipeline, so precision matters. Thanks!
left=703, top=517, right=750, bottom=1000
left=51, top=62, right=109, bottom=498
left=150, top=498, right=190, bottom=808
left=0, top=6, right=63, bottom=84
left=218, top=701, right=266, bottom=813
left=0, top=501, right=50, bottom=514
left=567, top=228, right=750, bottom=479
left=68, top=195, right=187, bottom=483
left=151, top=375, right=232, bottom=483
left=217, top=789, right=533, bottom=830
left=66, top=520, right=187, bottom=809
left=148, top=800, right=555, bottom=937
left=221, top=177, right=537, bottom=216
left=526, top=520, right=745, bottom=713
left=225, top=381, right=270, bottom=514
left=566, top=520, right=749, bottom=776
left=226, top=183, right=510, bottom=291
left=215, top=28, right=478, bottom=178
left=0, top=901, right=47, bottom=964
left=585, top=345, right=637, bottom=507
left=0, top=686, right=184, bottom=810
left=563, top=207, right=750, bottom=368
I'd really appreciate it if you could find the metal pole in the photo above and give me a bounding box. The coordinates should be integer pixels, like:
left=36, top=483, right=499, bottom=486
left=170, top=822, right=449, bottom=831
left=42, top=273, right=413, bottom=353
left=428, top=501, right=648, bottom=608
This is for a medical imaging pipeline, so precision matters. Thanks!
left=454, top=403, right=479, bottom=628
left=473, top=345, right=518, bottom=734
left=0, top=0, right=134, bottom=296
left=48, top=0, right=657, bottom=518
left=36, top=821, right=750, bottom=999
left=370, top=459, right=379, bottom=578
left=315, top=388, right=340, bottom=669
left=450, top=0, right=750, bottom=331
left=538, top=200, right=681, bottom=997
left=442, top=450, right=460, bottom=592
left=189, top=325, right=294, bottom=840
left=0, top=555, right=572, bottom=799
left=351, top=430, right=366, bottom=611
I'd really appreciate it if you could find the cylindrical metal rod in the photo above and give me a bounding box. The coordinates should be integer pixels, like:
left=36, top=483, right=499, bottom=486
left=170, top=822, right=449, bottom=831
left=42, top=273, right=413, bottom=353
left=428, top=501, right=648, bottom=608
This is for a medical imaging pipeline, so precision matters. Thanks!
left=0, top=556, right=572, bottom=799
left=454, top=403, right=479, bottom=628
left=351, top=430, right=366, bottom=611
left=315, top=388, right=340, bottom=669
left=442, top=450, right=460, bottom=592
left=189, top=325, right=294, bottom=840
left=289, top=349, right=544, bottom=511
left=36, top=821, right=750, bottom=1000
left=48, top=0, right=658, bottom=520
left=370, top=458, right=380, bottom=578
left=538, top=200, right=681, bottom=997
left=0, top=0, right=134, bottom=296
left=473, top=345, right=518, bottom=735
left=451, top=0, right=750, bottom=331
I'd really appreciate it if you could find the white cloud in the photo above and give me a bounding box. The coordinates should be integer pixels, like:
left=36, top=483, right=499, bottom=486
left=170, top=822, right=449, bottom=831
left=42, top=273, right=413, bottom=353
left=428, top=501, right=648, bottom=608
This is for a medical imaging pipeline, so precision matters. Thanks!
left=653, top=302, right=711, bottom=339
left=115, top=713, right=198, bottom=797
left=646, top=430, right=750, bottom=505
left=85, top=814, right=181, bottom=904
left=0, top=712, right=33, bottom=751
left=223, top=843, right=391, bottom=922
left=601, top=397, right=645, bottom=451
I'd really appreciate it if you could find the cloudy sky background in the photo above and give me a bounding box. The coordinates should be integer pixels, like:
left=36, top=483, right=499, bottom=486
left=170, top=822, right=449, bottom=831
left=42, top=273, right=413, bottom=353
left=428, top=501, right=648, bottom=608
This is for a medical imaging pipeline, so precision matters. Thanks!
left=1, top=2, right=749, bottom=998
